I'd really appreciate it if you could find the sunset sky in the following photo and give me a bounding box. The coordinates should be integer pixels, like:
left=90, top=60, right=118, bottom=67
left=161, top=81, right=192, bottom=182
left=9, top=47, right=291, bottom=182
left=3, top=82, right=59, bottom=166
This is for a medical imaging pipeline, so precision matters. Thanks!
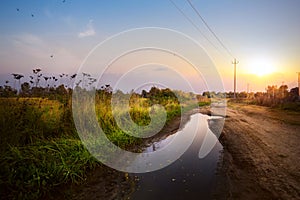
left=0, top=0, right=300, bottom=92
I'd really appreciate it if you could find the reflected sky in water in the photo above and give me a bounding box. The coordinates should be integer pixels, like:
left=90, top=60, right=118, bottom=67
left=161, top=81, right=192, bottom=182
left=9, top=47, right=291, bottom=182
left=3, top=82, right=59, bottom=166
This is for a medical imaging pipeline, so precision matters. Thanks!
left=130, top=113, right=223, bottom=200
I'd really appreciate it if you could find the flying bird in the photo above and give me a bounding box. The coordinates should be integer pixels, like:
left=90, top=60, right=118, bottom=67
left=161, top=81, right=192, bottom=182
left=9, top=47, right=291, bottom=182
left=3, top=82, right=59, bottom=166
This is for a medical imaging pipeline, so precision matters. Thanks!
left=31, top=14, right=34, bottom=17
left=50, top=55, right=53, bottom=58
left=16, top=8, right=20, bottom=12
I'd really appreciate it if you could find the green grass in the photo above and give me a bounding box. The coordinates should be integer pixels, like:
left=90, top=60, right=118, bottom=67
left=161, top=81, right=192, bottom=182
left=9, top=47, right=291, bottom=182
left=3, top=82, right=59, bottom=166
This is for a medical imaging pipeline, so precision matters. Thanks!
left=0, top=98, right=62, bottom=150
left=227, top=97, right=300, bottom=113
left=198, top=101, right=211, bottom=107
left=0, top=98, right=95, bottom=199
left=0, top=90, right=206, bottom=199
left=277, top=102, right=300, bottom=112
left=0, top=139, right=100, bottom=199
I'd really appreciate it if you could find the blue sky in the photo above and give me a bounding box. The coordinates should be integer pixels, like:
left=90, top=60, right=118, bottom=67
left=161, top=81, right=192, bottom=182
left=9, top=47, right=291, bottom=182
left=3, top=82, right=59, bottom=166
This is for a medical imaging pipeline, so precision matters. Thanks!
left=1, top=0, right=300, bottom=92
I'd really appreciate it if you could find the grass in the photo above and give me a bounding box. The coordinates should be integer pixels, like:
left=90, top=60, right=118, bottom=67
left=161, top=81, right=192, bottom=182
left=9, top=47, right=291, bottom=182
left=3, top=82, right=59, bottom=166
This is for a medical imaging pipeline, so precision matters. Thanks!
left=0, top=139, right=100, bottom=199
left=0, top=98, right=62, bottom=150
left=227, top=100, right=300, bottom=126
left=228, top=97, right=300, bottom=112
left=0, top=90, right=209, bottom=199
left=0, top=97, right=93, bottom=199
left=277, top=101, right=300, bottom=112
left=198, top=101, right=211, bottom=107
left=228, top=97, right=300, bottom=113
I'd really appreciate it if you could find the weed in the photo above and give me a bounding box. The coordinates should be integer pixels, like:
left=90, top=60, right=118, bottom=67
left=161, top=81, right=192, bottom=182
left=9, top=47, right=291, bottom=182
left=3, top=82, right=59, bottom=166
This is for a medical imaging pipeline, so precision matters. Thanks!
left=0, top=87, right=205, bottom=199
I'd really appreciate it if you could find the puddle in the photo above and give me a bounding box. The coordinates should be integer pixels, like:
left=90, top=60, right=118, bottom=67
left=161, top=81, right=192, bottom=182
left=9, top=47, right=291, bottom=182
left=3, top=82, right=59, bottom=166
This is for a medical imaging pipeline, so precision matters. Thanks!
left=130, top=113, right=224, bottom=199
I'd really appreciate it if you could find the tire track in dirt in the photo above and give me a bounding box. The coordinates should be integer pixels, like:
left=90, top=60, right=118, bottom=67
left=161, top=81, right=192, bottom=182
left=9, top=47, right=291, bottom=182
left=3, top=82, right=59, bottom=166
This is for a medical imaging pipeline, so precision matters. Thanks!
left=217, top=105, right=300, bottom=199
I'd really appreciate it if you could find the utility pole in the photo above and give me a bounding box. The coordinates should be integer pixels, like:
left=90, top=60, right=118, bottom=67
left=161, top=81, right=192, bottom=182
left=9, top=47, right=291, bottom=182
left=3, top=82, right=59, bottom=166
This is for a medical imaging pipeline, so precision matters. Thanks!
left=247, top=83, right=250, bottom=98
left=297, top=72, right=300, bottom=99
left=247, top=83, right=249, bottom=94
left=232, top=58, right=239, bottom=98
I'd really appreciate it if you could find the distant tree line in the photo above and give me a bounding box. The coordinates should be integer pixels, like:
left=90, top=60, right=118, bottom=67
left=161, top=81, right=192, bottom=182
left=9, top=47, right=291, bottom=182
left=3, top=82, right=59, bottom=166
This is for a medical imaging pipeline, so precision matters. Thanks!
left=0, top=68, right=198, bottom=103
left=202, top=84, right=299, bottom=108
left=3, top=68, right=298, bottom=108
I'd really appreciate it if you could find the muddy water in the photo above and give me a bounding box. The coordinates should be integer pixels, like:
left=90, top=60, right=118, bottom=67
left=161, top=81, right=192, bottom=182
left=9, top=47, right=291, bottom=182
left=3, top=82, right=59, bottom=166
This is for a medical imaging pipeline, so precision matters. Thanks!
left=130, top=113, right=223, bottom=200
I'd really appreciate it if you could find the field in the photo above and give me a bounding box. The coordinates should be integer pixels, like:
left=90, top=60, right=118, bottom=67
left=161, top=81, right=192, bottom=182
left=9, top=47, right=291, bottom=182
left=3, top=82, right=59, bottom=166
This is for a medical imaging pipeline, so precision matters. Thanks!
left=0, top=88, right=209, bottom=199
left=2, top=82, right=299, bottom=200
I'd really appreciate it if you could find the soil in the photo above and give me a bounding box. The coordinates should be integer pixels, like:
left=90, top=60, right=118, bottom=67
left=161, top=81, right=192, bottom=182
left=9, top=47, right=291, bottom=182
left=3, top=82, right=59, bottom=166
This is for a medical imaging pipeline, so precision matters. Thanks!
left=215, top=103, right=300, bottom=199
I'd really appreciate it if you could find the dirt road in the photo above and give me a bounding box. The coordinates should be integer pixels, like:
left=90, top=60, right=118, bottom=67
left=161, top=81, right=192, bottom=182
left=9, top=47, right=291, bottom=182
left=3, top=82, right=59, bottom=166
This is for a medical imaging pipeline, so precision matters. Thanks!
left=216, top=104, right=300, bottom=199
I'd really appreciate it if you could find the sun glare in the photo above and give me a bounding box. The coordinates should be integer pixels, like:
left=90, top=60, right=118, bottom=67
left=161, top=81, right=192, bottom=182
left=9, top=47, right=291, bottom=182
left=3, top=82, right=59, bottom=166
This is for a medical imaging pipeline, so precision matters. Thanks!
left=250, top=65, right=274, bottom=76
left=248, top=58, right=276, bottom=77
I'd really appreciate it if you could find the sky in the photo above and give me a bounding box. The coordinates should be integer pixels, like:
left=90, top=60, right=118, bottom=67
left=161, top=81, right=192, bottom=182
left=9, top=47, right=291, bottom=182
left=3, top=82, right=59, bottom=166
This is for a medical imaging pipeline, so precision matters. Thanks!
left=0, top=0, right=300, bottom=93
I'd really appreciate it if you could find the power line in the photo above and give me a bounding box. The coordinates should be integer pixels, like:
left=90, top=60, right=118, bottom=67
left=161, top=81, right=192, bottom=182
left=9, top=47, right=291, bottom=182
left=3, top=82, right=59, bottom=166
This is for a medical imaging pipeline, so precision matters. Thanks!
left=169, top=0, right=226, bottom=60
left=170, top=0, right=239, bottom=94
left=186, top=0, right=234, bottom=59
left=169, top=0, right=222, bottom=54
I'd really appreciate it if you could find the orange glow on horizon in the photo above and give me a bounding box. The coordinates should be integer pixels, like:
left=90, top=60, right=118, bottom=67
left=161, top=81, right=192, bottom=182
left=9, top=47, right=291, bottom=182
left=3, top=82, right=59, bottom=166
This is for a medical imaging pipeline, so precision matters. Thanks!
left=246, top=57, right=277, bottom=77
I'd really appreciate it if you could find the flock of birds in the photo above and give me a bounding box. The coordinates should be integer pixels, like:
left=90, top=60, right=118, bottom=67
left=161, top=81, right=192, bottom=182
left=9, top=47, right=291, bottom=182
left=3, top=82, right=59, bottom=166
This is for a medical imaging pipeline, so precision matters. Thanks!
left=12, top=0, right=71, bottom=86
left=16, top=0, right=66, bottom=18
left=16, top=8, right=34, bottom=17
left=9, top=1, right=104, bottom=89
left=15, top=0, right=67, bottom=59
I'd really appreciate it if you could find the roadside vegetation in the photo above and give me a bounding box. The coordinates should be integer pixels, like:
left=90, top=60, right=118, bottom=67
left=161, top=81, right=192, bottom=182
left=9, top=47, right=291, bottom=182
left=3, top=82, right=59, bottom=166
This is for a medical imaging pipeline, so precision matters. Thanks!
left=202, top=84, right=300, bottom=111
left=0, top=69, right=210, bottom=199
left=1, top=70, right=298, bottom=199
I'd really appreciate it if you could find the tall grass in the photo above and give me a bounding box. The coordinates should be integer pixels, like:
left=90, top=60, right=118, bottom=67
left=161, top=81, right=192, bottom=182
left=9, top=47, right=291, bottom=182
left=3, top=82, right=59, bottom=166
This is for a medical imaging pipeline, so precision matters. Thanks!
left=0, top=98, right=61, bottom=150
left=0, top=139, right=100, bottom=199
left=0, top=88, right=208, bottom=199
left=94, top=91, right=198, bottom=149
left=0, top=98, right=95, bottom=199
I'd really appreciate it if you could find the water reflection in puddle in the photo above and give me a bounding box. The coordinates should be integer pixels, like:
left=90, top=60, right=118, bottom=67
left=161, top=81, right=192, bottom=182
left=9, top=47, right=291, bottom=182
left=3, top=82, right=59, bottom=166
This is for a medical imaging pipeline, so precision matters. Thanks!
left=130, top=113, right=224, bottom=200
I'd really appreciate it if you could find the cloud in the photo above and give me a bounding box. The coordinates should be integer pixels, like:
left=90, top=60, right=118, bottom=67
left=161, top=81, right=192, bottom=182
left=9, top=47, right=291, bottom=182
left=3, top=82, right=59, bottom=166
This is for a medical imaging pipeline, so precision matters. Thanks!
left=78, top=20, right=96, bottom=38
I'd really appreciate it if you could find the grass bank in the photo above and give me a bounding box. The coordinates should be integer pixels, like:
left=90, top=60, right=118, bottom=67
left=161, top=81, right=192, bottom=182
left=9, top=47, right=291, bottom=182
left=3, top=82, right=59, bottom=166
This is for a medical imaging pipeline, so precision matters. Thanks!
left=0, top=89, right=210, bottom=199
